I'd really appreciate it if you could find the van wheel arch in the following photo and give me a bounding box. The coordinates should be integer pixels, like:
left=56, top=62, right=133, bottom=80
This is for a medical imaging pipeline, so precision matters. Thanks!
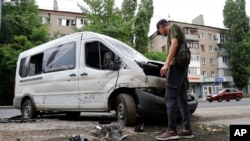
left=21, top=96, right=38, bottom=118
left=108, top=88, right=138, bottom=111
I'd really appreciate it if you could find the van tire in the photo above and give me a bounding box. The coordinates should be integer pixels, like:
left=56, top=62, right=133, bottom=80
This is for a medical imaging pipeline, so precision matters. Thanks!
left=115, top=94, right=137, bottom=126
left=22, top=99, right=37, bottom=118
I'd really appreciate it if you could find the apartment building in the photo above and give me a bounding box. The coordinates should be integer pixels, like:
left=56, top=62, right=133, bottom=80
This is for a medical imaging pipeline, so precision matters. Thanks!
left=38, top=0, right=84, bottom=37
left=39, top=9, right=84, bottom=37
left=148, top=20, right=232, bottom=98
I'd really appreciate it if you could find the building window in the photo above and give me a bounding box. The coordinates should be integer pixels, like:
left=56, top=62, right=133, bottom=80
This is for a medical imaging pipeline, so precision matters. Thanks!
left=202, top=71, right=207, bottom=77
left=187, top=41, right=199, bottom=48
left=58, top=18, right=71, bottom=26
left=202, top=58, right=206, bottom=64
left=188, top=67, right=198, bottom=75
left=41, top=17, right=47, bottom=24
left=222, top=56, right=228, bottom=64
left=209, top=45, right=213, bottom=52
left=183, top=27, right=198, bottom=35
left=201, top=44, right=205, bottom=51
left=80, top=18, right=84, bottom=25
left=220, top=33, right=225, bottom=43
left=211, top=71, right=215, bottom=77
left=199, top=32, right=204, bottom=39
left=210, top=58, right=214, bottom=65
left=208, top=34, right=212, bottom=40
left=191, top=55, right=200, bottom=62
left=223, top=69, right=231, bottom=76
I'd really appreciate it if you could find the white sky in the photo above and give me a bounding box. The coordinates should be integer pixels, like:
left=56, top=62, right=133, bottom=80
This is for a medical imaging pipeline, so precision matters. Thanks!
left=36, top=0, right=250, bottom=35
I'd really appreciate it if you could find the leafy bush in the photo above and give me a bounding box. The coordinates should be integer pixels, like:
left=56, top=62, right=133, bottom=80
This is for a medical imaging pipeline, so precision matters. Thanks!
left=144, top=51, right=167, bottom=62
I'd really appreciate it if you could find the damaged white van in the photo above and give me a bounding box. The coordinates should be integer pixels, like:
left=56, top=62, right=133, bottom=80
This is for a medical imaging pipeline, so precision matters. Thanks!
left=14, top=32, right=198, bottom=126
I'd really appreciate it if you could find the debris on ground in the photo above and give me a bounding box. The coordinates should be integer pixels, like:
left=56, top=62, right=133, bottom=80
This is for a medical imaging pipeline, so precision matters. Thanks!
left=134, top=123, right=144, bottom=132
left=0, top=116, right=37, bottom=123
left=90, top=123, right=128, bottom=141
left=69, top=135, right=88, bottom=141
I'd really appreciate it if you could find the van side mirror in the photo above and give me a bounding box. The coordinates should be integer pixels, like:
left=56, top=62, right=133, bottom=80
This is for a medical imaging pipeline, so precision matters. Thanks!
left=103, top=52, right=121, bottom=70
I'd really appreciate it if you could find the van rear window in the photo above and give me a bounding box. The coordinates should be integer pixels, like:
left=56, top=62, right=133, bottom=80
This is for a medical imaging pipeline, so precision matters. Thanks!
left=43, top=42, right=76, bottom=73
left=19, top=58, right=27, bottom=77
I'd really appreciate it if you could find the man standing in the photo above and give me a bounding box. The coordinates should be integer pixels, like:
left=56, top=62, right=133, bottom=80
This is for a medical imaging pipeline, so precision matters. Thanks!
left=155, top=19, right=194, bottom=140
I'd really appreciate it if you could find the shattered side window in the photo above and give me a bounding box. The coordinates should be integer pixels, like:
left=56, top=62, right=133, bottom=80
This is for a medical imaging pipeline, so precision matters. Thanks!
left=85, top=41, right=114, bottom=70
left=43, top=42, right=76, bottom=73
left=28, top=53, right=44, bottom=76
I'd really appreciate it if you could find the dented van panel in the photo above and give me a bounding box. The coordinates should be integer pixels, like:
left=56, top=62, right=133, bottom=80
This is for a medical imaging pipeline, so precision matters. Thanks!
left=14, top=32, right=198, bottom=125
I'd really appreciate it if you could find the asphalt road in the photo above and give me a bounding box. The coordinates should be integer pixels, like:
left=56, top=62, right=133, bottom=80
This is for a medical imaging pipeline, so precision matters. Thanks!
left=0, top=98, right=249, bottom=118
left=198, top=98, right=250, bottom=108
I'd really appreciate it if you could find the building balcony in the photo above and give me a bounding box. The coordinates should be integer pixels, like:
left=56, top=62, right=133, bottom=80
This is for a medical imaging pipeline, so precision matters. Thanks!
left=185, top=34, right=199, bottom=41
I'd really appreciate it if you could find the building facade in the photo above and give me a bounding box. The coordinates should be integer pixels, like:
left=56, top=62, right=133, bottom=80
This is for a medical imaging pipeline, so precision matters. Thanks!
left=39, top=9, right=84, bottom=37
left=148, top=21, right=233, bottom=98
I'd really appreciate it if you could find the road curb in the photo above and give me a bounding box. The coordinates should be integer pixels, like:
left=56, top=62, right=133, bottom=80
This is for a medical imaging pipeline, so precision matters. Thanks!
left=0, top=106, right=14, bottom=109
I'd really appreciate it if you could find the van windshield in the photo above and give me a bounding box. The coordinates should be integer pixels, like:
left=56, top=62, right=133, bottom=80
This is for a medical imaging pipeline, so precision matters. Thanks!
left=105, top=37, right=148, bottom=62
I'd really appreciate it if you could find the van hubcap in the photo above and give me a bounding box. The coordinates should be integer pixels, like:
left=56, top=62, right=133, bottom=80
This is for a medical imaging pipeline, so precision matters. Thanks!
left=117, top=103, right=125, bottom=119
left=24, top=106, right=31, bottom=118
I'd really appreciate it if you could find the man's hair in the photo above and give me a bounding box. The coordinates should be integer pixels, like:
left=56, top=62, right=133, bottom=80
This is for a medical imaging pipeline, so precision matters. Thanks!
left=156, top=19, right=168, bottom=35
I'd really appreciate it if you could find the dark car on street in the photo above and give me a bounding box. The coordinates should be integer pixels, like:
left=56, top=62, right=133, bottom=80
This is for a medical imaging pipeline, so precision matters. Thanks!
left=206, top=88, right=243, bottom=102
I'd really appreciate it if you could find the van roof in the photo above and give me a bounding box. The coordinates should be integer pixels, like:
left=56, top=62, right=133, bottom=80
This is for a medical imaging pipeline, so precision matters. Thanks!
left=18, top=31, right=114, bottom=57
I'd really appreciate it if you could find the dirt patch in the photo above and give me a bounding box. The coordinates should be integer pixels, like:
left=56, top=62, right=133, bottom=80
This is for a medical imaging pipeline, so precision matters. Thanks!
left=0, top=115, right=229, bottom=141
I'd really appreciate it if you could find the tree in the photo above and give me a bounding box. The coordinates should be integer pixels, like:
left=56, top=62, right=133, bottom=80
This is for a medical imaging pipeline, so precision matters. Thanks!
left=223, top=0, right=249, bottom=42
left=78, top=0, right=134, bottom=45
left=121, top=0, right=137, bottom=22
left=0, top=0, right=48, bottom=105
left=223, top=0, right=250, bottom=90
left=78, top=0, right=153, bottom=50
left=121, top=0, right=137, bottom=45
left=134, top=0, right=153, bottom=54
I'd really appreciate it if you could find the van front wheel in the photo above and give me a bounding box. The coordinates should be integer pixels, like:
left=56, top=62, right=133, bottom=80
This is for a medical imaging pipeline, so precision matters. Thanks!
left=22, top=99, right=37, bottom=118
left=115, top=94, right=137, bottom=126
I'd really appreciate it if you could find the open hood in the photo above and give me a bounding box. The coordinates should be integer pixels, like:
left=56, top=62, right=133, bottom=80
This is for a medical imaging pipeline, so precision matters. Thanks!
left=136, top=60, right=164, bottom=77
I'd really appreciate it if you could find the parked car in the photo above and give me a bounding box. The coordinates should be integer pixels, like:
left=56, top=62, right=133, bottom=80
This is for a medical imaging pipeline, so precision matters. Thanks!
left=206, top=88, right=243, bottom=102
left=13, top=31, right=198, bottom=126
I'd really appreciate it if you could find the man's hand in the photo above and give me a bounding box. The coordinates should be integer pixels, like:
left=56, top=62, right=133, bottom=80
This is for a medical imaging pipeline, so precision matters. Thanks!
left=160, top=65, right=169, bottom=76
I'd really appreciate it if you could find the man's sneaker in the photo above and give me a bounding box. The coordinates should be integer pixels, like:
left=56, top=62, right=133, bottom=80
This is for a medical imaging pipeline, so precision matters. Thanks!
left=179, top=129, right=194, bottom=139
left=155, top=130, right=179, bottom=140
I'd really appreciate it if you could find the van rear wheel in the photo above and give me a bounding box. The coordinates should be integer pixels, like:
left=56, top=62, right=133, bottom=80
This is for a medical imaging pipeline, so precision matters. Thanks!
left=115, top=94, right=137, bottom=126
left=22, top=99, right=37, bottom=118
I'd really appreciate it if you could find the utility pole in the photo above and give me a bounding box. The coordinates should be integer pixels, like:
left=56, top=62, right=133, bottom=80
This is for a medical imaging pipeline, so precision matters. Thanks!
left=0, top=0, right=2, bottom=31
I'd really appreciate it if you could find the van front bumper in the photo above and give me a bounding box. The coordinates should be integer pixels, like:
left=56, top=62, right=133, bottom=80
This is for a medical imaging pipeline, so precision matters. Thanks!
left=135, top=89, right=198, bottom=117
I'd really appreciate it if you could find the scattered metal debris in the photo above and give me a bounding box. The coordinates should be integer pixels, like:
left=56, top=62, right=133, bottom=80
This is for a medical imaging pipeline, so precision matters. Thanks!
left=69, top=135, right=88, bottom=141
left=90, top=123, right=128, bottom=141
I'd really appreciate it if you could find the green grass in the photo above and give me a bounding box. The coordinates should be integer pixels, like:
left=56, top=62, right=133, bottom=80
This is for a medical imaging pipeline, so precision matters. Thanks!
left=244, top=94, right=250, bottom=98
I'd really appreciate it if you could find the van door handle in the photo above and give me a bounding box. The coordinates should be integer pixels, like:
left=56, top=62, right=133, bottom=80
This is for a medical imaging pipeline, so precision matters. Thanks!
left=80, top=72, right=88, bottom=76
left=69, top=73, right=76, bottom=77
